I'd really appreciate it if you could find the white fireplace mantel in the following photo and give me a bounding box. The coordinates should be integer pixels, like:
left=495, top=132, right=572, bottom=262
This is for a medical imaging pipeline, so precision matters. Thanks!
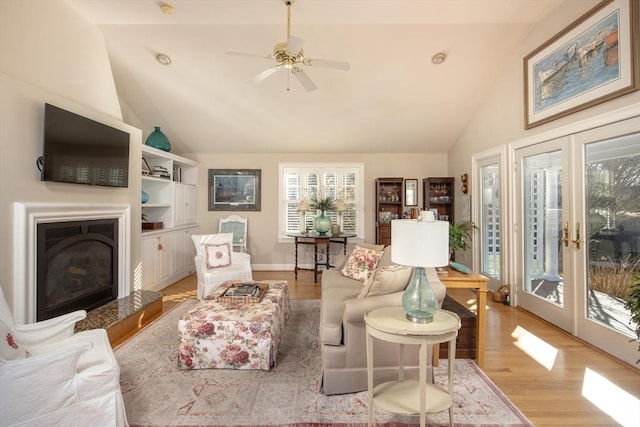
left=13, top=202, right=131, bottom=323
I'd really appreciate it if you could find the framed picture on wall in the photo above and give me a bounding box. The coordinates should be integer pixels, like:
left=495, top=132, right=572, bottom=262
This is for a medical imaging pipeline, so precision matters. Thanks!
left=524, top=0, right=639, bottom=129
left=208, top=169, right=261, bottom=211
left=404, top=179, right=418, bottom=206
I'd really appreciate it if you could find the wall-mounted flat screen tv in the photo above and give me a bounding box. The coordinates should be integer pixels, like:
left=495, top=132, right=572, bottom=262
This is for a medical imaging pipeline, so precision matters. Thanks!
left=42, top=103, right=130, bottom=187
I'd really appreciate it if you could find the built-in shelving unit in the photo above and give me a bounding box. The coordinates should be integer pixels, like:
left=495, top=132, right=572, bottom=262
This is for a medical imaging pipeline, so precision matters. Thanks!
left=423, top=177, right=454, bottom=224
left=375, top=177, right=404, bottom=246
left=141, top=145, right=199, bottom=291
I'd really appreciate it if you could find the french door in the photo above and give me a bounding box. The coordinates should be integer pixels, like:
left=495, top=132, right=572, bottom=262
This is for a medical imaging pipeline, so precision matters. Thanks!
left=515, top=118, right=639, bottom=364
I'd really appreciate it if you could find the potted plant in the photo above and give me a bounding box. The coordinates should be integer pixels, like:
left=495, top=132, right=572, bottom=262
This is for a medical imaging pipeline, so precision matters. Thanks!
left=625, top=280, right=640, bottom=363
left=310, top=193, right=336, bottom=235
left=449, top=221, right=475, bottom=260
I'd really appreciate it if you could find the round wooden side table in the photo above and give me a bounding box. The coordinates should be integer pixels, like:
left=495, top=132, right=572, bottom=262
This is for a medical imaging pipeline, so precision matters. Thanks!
left=365, top=307, right=461, bottom=427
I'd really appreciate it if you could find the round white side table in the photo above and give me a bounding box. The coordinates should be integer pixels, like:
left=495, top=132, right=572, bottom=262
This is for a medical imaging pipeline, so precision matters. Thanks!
left=365, top=307, right=461, bottom=427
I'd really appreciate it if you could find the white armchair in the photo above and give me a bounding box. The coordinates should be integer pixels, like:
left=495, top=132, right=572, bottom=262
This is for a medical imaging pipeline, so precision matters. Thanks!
left=192, top=233, right=253, bottom=299
left=0, top=287, right=128, bottom=427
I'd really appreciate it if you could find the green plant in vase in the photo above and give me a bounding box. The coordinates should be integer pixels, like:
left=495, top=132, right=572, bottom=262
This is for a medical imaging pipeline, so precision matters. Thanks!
left=310, top=193, right=336, bottom=235
left=449, top=221, right=475, bottom=259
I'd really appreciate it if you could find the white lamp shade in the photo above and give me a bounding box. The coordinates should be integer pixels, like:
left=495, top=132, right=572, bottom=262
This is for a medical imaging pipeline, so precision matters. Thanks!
left=391, top=219, right=449, bottom=267
left=297, top=199, right=310, bottom=212
left=335, top=199, right=347, bottom=211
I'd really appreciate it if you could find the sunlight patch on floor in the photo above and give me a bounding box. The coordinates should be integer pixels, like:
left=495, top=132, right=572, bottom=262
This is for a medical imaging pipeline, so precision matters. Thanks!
left=511, top=325, right=557, bottom=370
left=582, top=367, right=640, bottom=426
left=163, top=290, right=196, bottom=302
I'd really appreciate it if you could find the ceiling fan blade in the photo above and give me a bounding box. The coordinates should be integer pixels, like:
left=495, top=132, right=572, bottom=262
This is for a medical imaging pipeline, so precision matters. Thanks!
left=293, top=69, right=318, bottom=92
left=286, top=35, right=305, bottom=53
left=252, top=65, right=283, bottom=84
left=227, top=51, right=270, bottom=60
left=306, top=58, right=351, bottom=71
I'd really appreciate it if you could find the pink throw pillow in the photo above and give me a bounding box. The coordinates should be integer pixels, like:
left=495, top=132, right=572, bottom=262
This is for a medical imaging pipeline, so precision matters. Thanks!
left=204, top=242, right=232, bottom=269
left=340, top=245, right=383, bottom=282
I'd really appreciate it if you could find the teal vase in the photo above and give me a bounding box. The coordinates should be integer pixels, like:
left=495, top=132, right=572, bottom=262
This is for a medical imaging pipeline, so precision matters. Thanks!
left=145, top=126, right=171, bottom=152
left=314, top=211, right=332, bottom=236
left=141, top=190, right=149, bottom=204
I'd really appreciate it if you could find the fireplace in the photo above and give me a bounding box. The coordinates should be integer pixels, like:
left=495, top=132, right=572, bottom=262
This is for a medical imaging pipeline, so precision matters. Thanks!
left=13, top=203, right=131, bottom=324
left=36, top=219, right=119, bottom=321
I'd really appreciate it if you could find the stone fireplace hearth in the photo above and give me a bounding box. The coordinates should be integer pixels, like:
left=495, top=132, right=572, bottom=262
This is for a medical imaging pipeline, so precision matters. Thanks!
left=13, top=202, right=131, bottom=324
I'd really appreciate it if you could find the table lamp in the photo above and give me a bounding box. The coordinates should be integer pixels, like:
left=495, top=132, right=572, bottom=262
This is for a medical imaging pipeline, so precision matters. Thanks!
left=391, top=215, right=449, bottom=323
left=297, top=198, right=311, bottom=233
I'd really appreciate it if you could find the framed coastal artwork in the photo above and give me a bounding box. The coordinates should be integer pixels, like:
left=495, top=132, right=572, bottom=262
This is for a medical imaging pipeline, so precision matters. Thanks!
left=524, top=0, right=639, bottom=129
left=208, top=169, right=261, bottom=211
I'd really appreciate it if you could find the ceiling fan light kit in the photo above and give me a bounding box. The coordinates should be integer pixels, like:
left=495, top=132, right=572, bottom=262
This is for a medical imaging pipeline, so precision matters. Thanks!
left=227, top=0, right=350, bottom=92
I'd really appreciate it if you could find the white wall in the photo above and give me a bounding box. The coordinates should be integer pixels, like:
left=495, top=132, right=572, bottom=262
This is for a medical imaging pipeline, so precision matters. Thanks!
left=447, top=0, right=640, bottom=267
left=0, top=1, right=141, bottom=308
left=188, top=151, right=448, bottom=268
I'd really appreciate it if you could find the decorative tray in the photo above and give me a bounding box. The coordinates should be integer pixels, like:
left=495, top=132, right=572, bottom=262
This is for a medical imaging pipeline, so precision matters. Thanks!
left=215, top=282, right=269, bottom=304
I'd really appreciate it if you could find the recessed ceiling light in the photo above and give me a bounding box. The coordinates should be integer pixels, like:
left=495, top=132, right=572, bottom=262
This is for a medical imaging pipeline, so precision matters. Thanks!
left=431, top=52, right=447, bottom=65
left=160, top=3, right=174, bottom=15
left=156, top=53, right=171, bottom=66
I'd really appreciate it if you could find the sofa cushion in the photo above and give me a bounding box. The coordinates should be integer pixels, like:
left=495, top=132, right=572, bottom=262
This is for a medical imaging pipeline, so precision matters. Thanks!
left=358, top=264, right=413, bottom=298
left=340, top=245, right=383, bottom=282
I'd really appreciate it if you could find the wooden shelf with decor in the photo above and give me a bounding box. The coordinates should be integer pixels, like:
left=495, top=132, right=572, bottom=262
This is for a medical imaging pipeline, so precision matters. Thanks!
left=375, top=177, right=404, bottom=246
left=423, top=177, right=455, bottom=224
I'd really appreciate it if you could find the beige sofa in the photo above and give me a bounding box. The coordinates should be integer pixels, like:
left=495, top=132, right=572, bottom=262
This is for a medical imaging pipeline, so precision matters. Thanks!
left=319, top=244, right=446, bottom=395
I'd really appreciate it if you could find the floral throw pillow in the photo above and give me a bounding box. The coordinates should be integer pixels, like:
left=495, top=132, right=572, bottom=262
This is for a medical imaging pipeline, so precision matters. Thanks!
left=340, top=245, right=383, bottom=282
left=204, top=242, right=232, bottom=269
left=0, top=321, right=29, bottom=360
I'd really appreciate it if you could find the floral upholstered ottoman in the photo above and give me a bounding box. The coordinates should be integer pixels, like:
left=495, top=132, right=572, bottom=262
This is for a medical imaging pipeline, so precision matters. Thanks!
left=177, top=280, right=290, bottom=370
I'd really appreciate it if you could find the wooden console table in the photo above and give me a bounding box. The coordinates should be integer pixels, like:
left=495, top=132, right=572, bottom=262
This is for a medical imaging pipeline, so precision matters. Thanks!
left=439, top=268, right=488, bottom=367
left=288, top=233, right=356, bottom=283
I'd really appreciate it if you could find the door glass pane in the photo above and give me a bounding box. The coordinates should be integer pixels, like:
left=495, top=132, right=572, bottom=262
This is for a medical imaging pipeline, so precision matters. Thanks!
left=585, top=133, right=640, bottom=337
left=481, top=164, right=500, bottom=278
left=523, top=151, right=563, bottom=306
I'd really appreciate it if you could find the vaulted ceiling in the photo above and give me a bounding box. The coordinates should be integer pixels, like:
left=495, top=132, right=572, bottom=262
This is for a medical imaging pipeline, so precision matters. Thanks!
left=67, top=0, right=564, bottom=154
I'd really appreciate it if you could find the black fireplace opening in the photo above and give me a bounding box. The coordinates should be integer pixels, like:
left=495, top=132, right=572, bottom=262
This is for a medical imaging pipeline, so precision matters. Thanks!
left=36, top=218, right=119, bottom=321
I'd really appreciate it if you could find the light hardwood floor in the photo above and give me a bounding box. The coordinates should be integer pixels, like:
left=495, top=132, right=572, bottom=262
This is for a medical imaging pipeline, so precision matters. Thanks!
left=141, top=271, right=640, bottom=427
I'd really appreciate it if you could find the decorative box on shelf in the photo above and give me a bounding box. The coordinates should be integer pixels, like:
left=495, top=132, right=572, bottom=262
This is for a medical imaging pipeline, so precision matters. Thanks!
left=142, top=222, right=163, bottom=230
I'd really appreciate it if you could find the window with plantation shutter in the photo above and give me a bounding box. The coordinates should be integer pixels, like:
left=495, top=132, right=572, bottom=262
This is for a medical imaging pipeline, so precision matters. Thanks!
left=279, top=163, right=364, bottom=238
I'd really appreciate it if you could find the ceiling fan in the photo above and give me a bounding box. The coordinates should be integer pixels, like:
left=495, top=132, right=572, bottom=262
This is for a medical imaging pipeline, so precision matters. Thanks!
left=227, top=0, right=350, bottom=91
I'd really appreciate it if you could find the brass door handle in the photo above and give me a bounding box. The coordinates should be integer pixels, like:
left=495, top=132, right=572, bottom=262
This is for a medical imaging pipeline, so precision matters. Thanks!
left=572, top=222, right=582, bottom=249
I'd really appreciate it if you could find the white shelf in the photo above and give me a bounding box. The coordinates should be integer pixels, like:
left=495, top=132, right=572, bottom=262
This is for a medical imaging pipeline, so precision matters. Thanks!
left=141, top=145, right=198, bottom=230
left=373, top=380, right=452, bottom=414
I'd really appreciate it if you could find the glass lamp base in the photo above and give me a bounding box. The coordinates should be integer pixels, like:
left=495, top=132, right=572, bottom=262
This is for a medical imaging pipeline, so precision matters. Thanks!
left=406, top=313, right=434, bottom=324
left=402, top=266, right=438, bottom=323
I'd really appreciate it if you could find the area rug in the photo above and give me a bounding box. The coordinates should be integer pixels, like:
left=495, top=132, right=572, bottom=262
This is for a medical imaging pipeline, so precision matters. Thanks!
left=115, top=299, right=532, bottom=427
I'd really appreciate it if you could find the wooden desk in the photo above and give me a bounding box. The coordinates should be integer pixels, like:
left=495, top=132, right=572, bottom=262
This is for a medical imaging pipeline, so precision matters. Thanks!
left=439, top=268, right=488, bottom=368
left=288, top=233, right=356, bottom=283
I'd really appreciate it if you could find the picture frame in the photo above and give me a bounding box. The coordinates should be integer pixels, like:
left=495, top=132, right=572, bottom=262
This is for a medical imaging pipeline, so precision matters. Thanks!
left=141, top=158, right=151, bottom=176
left=524, top=0, right=639, bottom=129
left=404, top=178, right=418, bottom=206
left=208, top=169, right=261, bottom=211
